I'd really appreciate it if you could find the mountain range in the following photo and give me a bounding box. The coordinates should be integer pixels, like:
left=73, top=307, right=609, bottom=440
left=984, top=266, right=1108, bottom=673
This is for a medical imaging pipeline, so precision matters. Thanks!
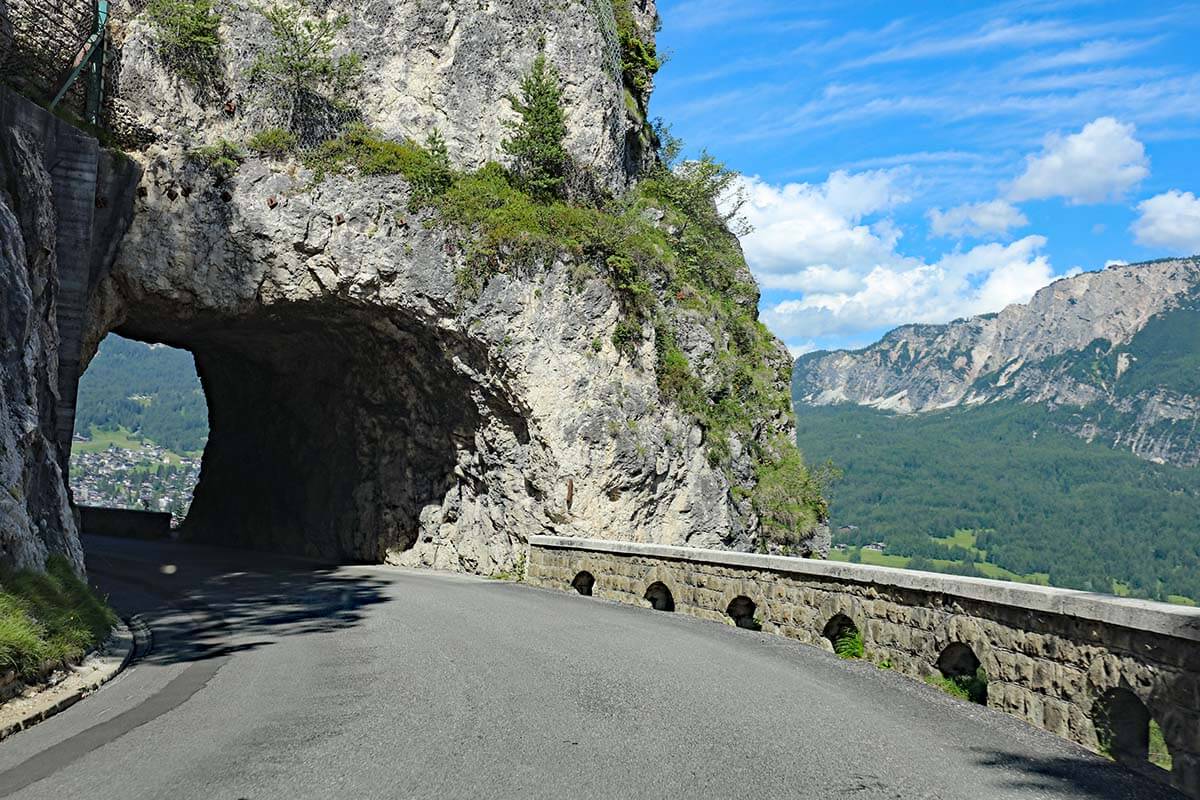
left=792, top=257, right=1200, bottom=602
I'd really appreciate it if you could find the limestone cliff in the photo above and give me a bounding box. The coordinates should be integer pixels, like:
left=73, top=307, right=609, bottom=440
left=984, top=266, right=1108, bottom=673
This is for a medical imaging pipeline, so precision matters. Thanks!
left=794, top=257, right=1200, bottom=467
left=61, top=0, right=824, bottom=572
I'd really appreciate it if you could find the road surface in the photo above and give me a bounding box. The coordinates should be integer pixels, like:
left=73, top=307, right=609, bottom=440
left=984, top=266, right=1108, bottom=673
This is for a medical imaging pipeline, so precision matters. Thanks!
left=0, top=535, right=1182, bottom=799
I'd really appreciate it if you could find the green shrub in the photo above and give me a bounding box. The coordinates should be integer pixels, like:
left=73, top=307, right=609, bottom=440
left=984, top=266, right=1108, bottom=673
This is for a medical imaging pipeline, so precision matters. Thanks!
left=752, top=439, right=838, bottom=547
left=834, top=627, right=864, bottom=659
left=247, top=127, right=298, bottom=158
left=612, top=0, right=662, bottom=93
left=303, top=124, right=451, bottom=207
left=502, top=54, right=569, bottom=200
left=248, top=4, right=362, bottom=133
left=188, top=139, right=244, bottom=181
left=611, top=319, right=642, bottom=355
left=0, top=555, right=118, bottom=680
left=144, top=0, right=222, bottom=87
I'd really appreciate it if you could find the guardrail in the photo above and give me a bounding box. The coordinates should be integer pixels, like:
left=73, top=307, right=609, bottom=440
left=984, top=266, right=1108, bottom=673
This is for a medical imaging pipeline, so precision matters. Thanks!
left=527, top=535, right=1200, bottom=798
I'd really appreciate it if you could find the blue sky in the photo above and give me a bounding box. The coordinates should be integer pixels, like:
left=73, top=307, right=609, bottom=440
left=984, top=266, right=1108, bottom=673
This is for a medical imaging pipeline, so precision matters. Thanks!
left=650, top=0, right=1200, bottom=354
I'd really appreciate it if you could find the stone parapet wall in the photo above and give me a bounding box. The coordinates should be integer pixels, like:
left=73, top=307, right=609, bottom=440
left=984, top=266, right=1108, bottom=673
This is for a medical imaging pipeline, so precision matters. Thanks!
left=527, top=536, right=1200, bottom=798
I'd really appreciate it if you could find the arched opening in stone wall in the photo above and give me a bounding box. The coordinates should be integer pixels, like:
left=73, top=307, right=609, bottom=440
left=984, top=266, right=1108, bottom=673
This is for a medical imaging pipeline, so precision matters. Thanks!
left=822, top=614, right=863, bottom=659
left=572, top=571, right=595, bottom=596
left=644, top=581, right=675, bottom=612
left=70, top=333, right=208, bottom=529
left=1095, top=688, right=1173, bottom=773
left=726, top=595, right=759, bottom=629
left=935, top=643, right=988, bottom=705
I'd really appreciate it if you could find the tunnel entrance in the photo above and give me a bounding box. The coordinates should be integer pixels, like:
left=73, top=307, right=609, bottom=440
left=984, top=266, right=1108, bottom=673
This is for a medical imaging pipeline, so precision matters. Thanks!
left=70, top=333, right=207, bottom=528
left=71, top=304, right=506, bottom=565
left=1095, top=688, right=1172, bottom=773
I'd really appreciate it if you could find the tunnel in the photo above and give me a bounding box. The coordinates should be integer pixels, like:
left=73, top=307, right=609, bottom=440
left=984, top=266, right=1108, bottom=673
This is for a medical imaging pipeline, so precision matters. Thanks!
left=73, top=297, right=525, bottom=564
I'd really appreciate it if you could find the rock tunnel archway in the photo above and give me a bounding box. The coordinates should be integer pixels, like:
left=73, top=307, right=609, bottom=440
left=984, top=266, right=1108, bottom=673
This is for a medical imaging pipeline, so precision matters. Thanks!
left=95, top=302, right=522, bottom=565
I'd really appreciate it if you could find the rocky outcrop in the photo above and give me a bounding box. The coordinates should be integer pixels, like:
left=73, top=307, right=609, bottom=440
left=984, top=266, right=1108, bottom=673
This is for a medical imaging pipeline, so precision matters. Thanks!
left=794, top=257, right=1200, bottom=467
left=61, top=0, right=818, bottom=572
left=0, top=86, right=141, bottom=573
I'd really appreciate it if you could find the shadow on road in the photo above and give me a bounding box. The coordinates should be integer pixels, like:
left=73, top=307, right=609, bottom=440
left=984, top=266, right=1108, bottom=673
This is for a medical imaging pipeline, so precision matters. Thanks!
left=970, top=747, right=1184, bottom=799
left=82, top=535, right=392, bottom=666
left=139, top=568, right=392, bottom=666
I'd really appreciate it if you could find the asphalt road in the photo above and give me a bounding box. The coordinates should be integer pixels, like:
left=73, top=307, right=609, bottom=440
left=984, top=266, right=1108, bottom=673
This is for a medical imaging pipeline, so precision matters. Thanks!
left=0, top=535, right=1182, bottom=800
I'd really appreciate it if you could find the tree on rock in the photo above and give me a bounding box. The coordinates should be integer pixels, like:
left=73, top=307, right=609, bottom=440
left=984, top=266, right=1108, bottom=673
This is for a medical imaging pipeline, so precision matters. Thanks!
left=503, top=54, right=569, bottom=200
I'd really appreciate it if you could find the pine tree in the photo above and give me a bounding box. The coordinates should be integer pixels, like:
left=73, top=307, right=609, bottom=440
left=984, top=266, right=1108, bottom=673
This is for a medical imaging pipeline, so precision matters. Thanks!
left=502, top=54, right=569, bottom=199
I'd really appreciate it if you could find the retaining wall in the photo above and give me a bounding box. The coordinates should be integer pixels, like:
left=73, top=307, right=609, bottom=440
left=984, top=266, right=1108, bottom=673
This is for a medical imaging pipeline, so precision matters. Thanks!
left=527, top=535, right=1200, bottom=798
left=78, top=506, right=172, bottom=540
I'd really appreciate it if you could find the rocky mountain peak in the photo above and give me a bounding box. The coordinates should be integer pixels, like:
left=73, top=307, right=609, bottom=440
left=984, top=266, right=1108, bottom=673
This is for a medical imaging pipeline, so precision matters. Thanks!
left=794, top=256, right=1200, bottom=466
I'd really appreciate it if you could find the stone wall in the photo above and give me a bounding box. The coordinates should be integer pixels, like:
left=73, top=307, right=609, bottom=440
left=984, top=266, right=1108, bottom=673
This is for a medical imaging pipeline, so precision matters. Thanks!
left=527, top=536, right=1200, bottom=798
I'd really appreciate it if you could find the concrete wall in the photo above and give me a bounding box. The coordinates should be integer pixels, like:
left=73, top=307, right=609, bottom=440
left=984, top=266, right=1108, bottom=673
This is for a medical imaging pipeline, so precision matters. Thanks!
left=527, top=536, right=1200, bottom=798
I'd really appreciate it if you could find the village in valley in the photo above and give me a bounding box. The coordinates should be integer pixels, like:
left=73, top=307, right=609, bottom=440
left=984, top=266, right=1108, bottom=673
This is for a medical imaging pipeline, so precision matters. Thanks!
left=70, top=431, right=200, bottom=525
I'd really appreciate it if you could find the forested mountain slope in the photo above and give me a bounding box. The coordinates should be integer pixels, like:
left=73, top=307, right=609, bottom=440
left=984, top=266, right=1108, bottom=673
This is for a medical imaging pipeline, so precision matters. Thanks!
left=75, top=335, right=208, bottom=454
left=794, top=404, right=1200, bottom=602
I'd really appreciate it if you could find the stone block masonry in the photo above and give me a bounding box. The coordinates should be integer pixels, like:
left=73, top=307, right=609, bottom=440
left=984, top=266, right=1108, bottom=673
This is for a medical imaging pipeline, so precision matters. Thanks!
left=527, top=536, right=1200, bottom=799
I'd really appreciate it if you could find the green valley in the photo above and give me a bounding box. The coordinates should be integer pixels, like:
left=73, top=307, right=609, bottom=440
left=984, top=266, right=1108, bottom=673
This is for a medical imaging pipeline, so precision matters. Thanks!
left=795, top=402, right=1200, bottom=603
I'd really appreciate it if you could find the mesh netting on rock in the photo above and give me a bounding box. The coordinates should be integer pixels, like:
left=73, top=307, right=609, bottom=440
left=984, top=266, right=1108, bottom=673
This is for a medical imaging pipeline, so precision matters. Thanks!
left=0, top=0, right=97, bottom=114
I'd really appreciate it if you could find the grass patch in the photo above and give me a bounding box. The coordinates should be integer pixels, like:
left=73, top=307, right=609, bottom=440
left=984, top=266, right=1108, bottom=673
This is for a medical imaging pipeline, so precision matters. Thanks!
left=925, top=667, right=988, bottom=705
left=188, top=139, right=244, bottom=182
left=827, top=546, right=1051, bottom=586
left=247, top=127, right=298, bottom=158
left=74, top=425, right=197, bottom=464
left=0, top=556, right=118, bottom=681
left=489, top=553, right=527, bottom=582
left=1150, top=719, right=1172, bottom=771
left=833, top=627, right=864, bottom=659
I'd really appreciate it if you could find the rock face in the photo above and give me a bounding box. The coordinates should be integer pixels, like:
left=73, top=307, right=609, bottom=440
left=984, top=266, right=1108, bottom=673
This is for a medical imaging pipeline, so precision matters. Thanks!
left=794, top=258, right=1200, bottom=467
left=0, top=88, right=139, bottom=573
left=107, top=0, right=655, bottom=192
left=65, top=0, right=817, bottom=572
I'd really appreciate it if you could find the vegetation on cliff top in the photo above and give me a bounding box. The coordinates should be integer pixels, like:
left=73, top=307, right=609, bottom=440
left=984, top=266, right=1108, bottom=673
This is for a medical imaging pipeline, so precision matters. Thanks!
left=0, top=556, right=118, bottom=680
left=144, top=0, right=222, bottom=88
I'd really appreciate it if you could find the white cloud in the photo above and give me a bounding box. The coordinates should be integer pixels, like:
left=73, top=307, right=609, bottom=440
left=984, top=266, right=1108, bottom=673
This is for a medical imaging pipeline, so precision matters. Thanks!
left=736, top=170, right=1066, bottom=345
left=1132, top=190, right=1200, bottom=255
left=735, top=170, right=911, bottom=291
left=1008, top=117, right=1149, bottom=204
left=928, top=200, right=1028, bottom=239
left=762, top=236, right=1056, bottom=339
